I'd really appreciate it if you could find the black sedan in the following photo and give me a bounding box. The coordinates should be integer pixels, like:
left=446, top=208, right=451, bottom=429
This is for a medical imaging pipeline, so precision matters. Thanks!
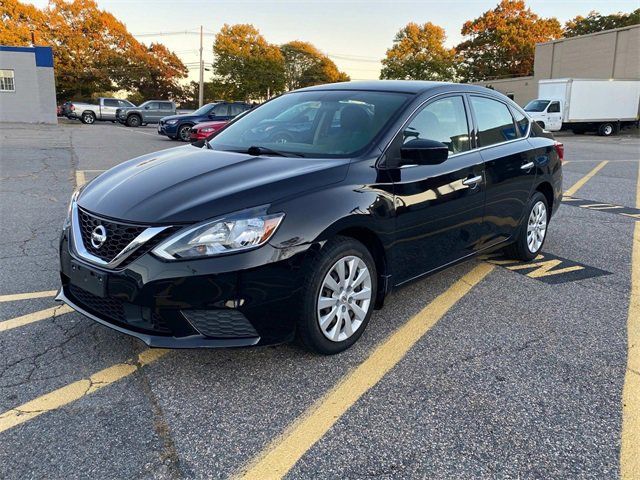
left=57, top=81, right=563, bottom=354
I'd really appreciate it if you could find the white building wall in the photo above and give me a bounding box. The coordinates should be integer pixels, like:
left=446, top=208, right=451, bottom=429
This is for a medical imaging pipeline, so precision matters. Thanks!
left=0, top=46, right=57, bottom=124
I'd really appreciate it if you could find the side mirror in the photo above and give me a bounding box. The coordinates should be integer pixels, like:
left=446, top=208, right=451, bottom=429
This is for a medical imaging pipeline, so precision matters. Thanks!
left=144, top=105, right=150, bottom=110
left=400, top=138, right=448, bottom=165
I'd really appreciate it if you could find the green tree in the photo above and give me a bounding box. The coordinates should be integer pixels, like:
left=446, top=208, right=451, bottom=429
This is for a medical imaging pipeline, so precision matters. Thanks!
left=280, top=41, right=349, bottom=90
left=456, top=0, right=562, bottom=81
left=380, top=22, right=456, bottom=81
left=564, top=9, right=640, bottom=37
left=212, top=24, right=285, bottom=100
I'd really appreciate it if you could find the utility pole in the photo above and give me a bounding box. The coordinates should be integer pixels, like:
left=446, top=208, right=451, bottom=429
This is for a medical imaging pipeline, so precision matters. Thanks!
left=198, top=25, right=204, bottom=108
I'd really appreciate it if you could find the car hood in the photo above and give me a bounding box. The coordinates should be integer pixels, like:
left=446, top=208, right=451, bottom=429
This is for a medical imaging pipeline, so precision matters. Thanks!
left=161, top=114, right=196, bottom=122
left=77, top=146, right=350, bottom=224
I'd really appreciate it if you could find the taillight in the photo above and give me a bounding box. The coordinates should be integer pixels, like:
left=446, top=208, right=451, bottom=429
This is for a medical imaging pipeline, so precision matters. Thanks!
left=554, top=141, right=564, bottom=162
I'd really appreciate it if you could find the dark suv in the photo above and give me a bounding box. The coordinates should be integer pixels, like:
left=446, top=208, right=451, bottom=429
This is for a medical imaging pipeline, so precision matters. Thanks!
left=158, top=101, right=252, bottom=141
left=58, top=81, right=562, bottom=354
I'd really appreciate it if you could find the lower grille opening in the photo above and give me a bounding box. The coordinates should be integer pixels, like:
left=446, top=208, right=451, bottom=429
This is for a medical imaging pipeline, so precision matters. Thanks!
left=182, top=309, right=258, bottom=338
left=68, top=284, right=172, bottom=335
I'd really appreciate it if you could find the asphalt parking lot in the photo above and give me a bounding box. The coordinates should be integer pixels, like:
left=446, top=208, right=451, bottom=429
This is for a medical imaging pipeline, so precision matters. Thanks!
left=0, top=121, right=639, bottom=479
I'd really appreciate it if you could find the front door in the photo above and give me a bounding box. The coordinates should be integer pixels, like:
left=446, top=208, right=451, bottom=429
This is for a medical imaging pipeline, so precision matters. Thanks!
left=468, top=95, right=537, bottom=246
left=389, top=95, right=486, bottom=284
left=545, top=101, right=563, bottom=131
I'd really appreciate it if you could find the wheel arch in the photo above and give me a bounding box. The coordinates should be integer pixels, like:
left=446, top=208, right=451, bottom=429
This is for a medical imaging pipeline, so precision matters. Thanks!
left=535, top=180, right=554, bottom=213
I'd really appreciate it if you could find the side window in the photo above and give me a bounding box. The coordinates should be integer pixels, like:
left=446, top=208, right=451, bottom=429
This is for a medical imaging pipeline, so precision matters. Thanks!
left=103, top=99, right=119, bottom=107
left=145, top=102, right=159, bottom=110
left=548, top=101, right=560, bottom=113
left=0, top=69, right=15, bottom=92
left=211, top=103, right=229, bottom=116
left=470, top=96, right=517, bottom=147
left=229, top=104, right=244, bottom=117
left=159, top=102, right=173, bottom=110
left=511, top=108, right=530, bottom=137
left=404, top=96, right=470, bottom=154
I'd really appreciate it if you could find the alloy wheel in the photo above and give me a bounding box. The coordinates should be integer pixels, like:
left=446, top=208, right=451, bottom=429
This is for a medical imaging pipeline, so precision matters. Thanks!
left=179, top=125, right=191, bottom=141
left=526, top=201, right=547, bottom=253
left=317, top=255, right=372, bottom=342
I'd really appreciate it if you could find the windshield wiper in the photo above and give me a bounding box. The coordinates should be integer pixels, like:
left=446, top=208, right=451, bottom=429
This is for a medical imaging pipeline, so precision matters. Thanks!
left=247, top=145, right=306, bottom=158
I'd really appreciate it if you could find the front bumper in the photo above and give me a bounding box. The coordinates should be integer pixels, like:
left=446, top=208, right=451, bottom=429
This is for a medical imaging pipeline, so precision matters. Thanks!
left=57, top=227, right=310, bottom=348
left=158, top=122, right=179, bottom=136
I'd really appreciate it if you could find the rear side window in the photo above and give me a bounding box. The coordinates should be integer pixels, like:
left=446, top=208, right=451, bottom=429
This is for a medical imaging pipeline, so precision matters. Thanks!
left=229, top=104, right=245, bottom=117
left=103, top=99, right=118, bottom=107
left=470, top=96, right=517, bottom=147
left=159, top=102, right=173, bottom=110
left=511, top=108, right=530, bottom=137
left=404, top=96, right=470, bottom=154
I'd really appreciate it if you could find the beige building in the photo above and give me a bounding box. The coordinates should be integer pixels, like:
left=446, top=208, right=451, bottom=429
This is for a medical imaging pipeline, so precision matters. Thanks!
left=474, top=24, right=640, bottom=106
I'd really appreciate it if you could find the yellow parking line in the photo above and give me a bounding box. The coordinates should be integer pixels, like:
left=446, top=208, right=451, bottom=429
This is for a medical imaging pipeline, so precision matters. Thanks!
left=564, top=161, right=608, bottom=197
left=0, top=349, right=168, bottom=433
left=238, top=263, right=494, bottom=480
left=75, top=170, right=85, bottom=188
left=0, top=290, right=57, bottom=303
left=621, top=160, right=640, bottom=479
left=0, top=305, right=74, bottom=332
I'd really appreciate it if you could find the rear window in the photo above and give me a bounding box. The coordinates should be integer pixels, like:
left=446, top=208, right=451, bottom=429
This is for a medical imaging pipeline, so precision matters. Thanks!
left=470, top=96, right=517, bottom=147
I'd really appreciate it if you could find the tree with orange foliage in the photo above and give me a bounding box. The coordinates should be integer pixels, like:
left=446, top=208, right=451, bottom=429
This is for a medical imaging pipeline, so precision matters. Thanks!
left=0, top=0, right=46, bottom=45
left=456, top=0, right=562, bottom=81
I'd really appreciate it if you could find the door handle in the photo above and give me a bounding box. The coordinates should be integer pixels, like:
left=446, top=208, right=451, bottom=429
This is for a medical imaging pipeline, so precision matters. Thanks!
left=462, top=175, right=482, bottom=187
left=520, top=161, right=535, bottom=170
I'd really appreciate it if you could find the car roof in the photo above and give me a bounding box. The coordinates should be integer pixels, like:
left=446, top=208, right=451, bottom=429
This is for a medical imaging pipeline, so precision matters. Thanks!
left=294, top=80, right=498, bottom=96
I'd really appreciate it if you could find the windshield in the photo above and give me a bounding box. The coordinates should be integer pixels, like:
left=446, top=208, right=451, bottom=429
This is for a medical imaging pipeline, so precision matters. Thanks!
left=524, top=100, right=550, bottom=112
left=191, top=103, right=216, bottom=116
left=206, top=90, right=411, bottom=158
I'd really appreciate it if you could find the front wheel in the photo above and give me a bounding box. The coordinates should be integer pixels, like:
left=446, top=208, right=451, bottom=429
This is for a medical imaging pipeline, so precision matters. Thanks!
left=126, top=115, right=141, bottom=127
left=178, top=124, right=192, bottom=142
left=297, top=237, right=377, bottom=354
left=503, top=192, right=549, bottom=261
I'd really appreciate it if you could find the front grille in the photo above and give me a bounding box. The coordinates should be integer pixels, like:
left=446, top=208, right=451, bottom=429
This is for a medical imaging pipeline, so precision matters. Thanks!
left=78, top=208, right=145, bottom=262
left=182, top=309, right=258, bottom=338
left=68, top=284, right=172, bottom=334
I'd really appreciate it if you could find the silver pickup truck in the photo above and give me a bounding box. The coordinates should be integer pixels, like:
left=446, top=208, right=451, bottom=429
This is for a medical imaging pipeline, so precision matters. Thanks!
left=66, top=97, right=136, bottom=124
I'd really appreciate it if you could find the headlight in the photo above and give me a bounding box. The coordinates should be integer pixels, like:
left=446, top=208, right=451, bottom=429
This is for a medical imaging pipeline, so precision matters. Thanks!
left=152, top=209, right=285, bottom=260
left=201, top=127, right=214, bottom=133
left=165, top=119, right=179, bottom=125
left=62, top=187, right=82, bottom=229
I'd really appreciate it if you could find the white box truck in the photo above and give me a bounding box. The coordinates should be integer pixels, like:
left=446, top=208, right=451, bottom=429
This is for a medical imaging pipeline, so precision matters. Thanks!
left=524, top=78, right=640, bottom=136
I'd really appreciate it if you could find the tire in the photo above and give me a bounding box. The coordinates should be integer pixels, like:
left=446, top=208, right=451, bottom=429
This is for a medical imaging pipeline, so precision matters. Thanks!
left=297, top=236, right=377, bottom=355
left=81, top=112, right=96, bottom=124
left=126, top=115, right=141, bottom=128
left=503, top=191, right=549, bottom=261
left=178, top=124, right=193, bottom=142
left=598, top=122, right=615, bottom=136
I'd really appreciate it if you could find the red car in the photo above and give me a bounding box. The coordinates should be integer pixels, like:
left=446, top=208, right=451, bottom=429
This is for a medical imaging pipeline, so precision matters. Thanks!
left=189, top=120, right=228, bottom=141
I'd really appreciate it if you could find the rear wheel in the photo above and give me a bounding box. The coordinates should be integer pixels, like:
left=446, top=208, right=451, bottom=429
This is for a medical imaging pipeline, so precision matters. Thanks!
left=81, top=112, right=96, bottom=124
left=178, top=124, right=193, bottom=142
left=126, top=115, right=141, bottom=127
left=297, top=237, right=377, bottom=355
left=503, top=191, right=549, bottom=261
left=598, top=122, right=615, bottom=136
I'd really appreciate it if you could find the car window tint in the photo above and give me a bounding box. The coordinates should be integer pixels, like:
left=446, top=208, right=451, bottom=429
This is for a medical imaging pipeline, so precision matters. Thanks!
left=144, top=102, right=159, bottom=109
left=159, top=102, right=172, bottom=110
left=470, top=96, right=517, bottom=146
left=511, top=108, right=530, bottom=137
left=103, top=99, right=118, bottom=107
left=404, top=96, right=470, bottom=154
left=211, top=104, right=229, bottom=116
left=548, top=101, right=560, bottom=113
left=229, top=104, right=244, bottom=117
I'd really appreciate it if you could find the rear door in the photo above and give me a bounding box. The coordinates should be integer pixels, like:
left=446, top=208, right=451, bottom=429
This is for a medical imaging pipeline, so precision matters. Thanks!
left=157, top=102, right=174, bottom=122
left=469, top=95, right=537, bottom=247
left=390, top=94, right=486, bottom=283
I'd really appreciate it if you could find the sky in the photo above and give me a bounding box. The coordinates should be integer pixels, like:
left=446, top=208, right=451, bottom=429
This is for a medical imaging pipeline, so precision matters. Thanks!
left=27, top=0, right=640, bottom=81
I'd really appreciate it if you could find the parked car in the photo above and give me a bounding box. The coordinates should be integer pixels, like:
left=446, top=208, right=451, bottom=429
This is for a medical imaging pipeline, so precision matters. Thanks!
left=116, top=100, right=176, bottom=127
left=65, top=97, right=135, bottom=124
left=158, top=101, right=252, bottom=141
left=189, top=120, right=229, bottom=141
left=57, top=81, right=562, bottom=354
left=524, top=78, right=640, bottom=135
